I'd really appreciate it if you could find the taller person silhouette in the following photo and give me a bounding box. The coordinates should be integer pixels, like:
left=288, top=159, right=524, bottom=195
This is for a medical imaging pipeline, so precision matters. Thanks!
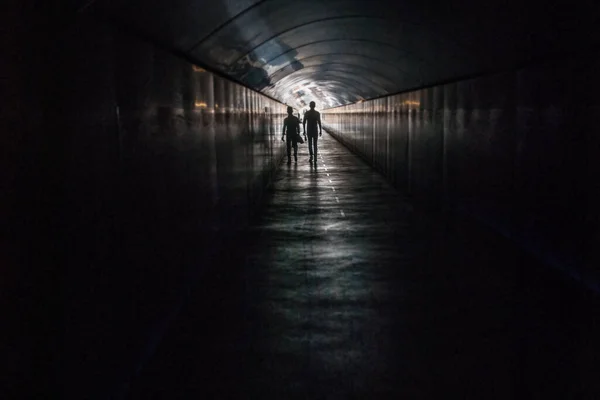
left=303, top=101, right=322, bottom=163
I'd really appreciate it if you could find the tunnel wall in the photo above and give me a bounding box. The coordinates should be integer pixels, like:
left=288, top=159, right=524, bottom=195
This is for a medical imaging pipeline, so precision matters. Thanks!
left=323, top=55, right=600, bottom=291
left=2, top=11, right=286, bottom=398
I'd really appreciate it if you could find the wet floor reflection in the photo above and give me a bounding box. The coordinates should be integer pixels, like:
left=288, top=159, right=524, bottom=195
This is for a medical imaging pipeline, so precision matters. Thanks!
left=244, top=133, right=420, bottom=398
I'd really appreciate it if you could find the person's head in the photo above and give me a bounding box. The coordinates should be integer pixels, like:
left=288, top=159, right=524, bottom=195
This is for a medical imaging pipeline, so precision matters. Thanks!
left=309, top=101, right=316, bottom=110
left=287, top=106, right=293, bottom=115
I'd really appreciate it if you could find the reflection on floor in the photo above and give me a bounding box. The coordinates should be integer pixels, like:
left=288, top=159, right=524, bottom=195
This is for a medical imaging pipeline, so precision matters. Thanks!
left=128, top=133, right=600, bottom=399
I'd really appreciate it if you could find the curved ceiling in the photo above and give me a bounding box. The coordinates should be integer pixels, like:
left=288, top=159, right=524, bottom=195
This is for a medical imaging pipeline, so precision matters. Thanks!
left=94, top=0, right=600, bottom=109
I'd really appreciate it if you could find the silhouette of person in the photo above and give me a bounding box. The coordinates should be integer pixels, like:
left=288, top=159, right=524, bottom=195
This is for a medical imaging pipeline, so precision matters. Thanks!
left=303, top=101, right=322, bottom=163
left=282, top=106, right=301, bottom=164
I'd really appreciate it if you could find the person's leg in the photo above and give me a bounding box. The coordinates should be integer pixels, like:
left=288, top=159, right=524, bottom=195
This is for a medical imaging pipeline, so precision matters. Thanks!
left=313, top=136, right=318, bottom=160
left=308, top=136, right=314, bottom=159
left=293, top=142, right=298, bottom=162
left=286, top=138, right=292, bottom=163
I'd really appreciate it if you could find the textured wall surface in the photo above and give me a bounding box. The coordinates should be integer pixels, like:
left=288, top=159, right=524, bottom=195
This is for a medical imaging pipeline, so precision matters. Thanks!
left=1, top=12, right=286, bottom=398
left=324, top=55, right=600, bottom=291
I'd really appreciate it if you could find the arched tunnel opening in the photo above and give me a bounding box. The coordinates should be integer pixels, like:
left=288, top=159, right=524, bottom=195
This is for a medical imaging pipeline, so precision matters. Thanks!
left=2, top=0, right=600, bottom=398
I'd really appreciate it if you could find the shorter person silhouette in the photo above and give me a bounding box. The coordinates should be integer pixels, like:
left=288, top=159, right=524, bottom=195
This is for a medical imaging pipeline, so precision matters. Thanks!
left=282, top=106, right=301, bottom=164
left=303, top=101, right=322, bottom=163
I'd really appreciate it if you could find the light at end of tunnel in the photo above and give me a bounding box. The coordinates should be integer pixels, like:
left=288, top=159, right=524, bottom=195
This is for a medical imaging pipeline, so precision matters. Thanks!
left=195, top=101, right=207, bottom=108
left=215, top=104, right=219, bottom=108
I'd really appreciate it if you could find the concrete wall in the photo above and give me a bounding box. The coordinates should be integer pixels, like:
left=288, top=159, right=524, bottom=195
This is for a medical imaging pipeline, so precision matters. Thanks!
left=1, top=10, right=286, bottom=398
left=324, top=55, right=600, bottom=292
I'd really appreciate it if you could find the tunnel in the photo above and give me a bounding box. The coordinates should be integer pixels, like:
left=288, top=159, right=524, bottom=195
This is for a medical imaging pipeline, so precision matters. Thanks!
left=2, top=0, right=600, bottom=398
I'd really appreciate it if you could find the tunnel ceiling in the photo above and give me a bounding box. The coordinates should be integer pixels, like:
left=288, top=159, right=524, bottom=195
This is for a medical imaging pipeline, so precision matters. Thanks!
left=91, top=0, right=599, bottom=109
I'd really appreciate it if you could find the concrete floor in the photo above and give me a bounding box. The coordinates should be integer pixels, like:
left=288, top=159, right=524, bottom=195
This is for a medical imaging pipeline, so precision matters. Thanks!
left=127, top=133, right=600, bottom=399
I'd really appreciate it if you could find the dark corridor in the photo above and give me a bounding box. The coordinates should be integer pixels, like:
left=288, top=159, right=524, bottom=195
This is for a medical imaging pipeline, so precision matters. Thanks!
left=127, top=134, right=600, bottom=399
left=2, top=0, right=600, bottom=398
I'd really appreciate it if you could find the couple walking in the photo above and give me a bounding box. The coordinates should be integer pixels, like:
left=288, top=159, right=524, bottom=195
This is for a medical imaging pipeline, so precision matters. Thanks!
left=281, top=101, right=322, bottom=164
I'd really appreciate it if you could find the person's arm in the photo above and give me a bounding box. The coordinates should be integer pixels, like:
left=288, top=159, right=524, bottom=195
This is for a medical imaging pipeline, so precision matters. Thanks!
left=303, top=117, right=306, bottom=135
left=318, top=113, right=322, bottom=136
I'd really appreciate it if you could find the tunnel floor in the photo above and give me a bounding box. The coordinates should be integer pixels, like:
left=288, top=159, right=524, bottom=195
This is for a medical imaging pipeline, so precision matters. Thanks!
left=127, top=133, right=600, bottom=399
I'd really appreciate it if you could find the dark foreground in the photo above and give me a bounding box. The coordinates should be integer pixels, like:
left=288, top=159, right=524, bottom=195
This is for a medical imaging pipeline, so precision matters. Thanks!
left=127, top=133, right=600, bottom=399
